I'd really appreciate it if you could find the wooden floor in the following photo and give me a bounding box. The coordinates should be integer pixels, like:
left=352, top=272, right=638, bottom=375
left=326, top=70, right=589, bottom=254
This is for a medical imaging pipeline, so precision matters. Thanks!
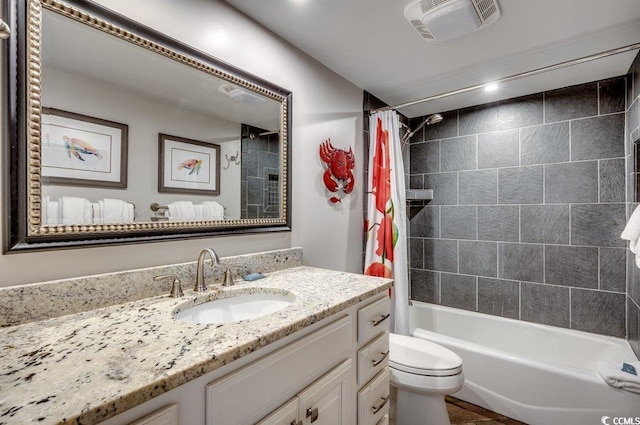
left=446, top=396, right=527, bottom=425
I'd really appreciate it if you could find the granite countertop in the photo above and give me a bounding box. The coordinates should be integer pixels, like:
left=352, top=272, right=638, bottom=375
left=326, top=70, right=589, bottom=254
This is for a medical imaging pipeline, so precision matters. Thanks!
left=0, top=266, right=392, bottom=425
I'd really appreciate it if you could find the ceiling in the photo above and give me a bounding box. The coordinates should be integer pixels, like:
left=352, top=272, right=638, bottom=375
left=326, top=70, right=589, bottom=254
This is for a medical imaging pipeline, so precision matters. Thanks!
left=42, top=10, right=282, bottom=132
left=224, top=0, right=640, bottom=118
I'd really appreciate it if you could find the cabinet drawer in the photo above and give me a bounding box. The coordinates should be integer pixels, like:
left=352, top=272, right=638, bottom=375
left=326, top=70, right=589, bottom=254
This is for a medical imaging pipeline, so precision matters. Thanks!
left=357, top=333, right=389, bottom=386
left=256, top=398, right=298, bottom=425
left=128, top=405, right=177, bottom=425
left=357, top=297, right=390, bottom=345
left=358, top=369, right=390, bottom=425
left=376, top=414, right=389, bottom=425
left=206, top=316, right=352, bottom=425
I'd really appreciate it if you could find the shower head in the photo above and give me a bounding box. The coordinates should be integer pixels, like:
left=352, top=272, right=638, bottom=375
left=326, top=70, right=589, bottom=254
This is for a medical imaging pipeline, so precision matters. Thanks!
left=400, top=112, right=444, bottom=147
left=425, top=113, right=443, bottom=125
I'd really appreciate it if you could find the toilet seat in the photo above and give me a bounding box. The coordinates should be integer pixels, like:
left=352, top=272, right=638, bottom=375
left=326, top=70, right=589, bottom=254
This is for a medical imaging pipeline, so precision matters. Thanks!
left=389, top=333, right=462, bottom=377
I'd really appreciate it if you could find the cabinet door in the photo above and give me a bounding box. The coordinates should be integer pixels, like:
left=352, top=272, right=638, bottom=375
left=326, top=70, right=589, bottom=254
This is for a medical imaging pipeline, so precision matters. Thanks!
left=256, top=398, right=299, bottom=425
left=297, top=359, right=352, bottom=425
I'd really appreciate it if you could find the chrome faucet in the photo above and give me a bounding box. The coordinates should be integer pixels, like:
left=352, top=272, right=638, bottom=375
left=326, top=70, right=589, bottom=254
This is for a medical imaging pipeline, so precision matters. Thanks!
left=195, top=248, right=220, bottom=292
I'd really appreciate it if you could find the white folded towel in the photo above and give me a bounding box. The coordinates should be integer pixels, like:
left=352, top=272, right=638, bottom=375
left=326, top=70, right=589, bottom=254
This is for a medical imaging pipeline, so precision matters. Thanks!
left=41, top=196, right=60, bottom=225
left=101, top=198, right=134, bottom=223
left=167, top=201, right=197, bottom=221
left=59, top=196, right=92, bottom=225
left=125, top=202, right=134, bottom=223
left=621, top=205, right=640, bottom=268
left=596, top=361, right=640, bottom=394
left=193, top=204, right=204, bottom=220
left=202, top=201, right=225, bottom=220
left=91, top=202, right=101, bottom=223
left=93, top=199, right=135, bottom=224
left=48, top=201, right=60, bottom=225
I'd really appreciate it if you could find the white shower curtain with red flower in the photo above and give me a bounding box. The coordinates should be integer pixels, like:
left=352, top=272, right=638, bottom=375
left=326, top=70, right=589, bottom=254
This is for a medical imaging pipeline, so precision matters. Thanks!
left=364, top=110, right=409, bottom=335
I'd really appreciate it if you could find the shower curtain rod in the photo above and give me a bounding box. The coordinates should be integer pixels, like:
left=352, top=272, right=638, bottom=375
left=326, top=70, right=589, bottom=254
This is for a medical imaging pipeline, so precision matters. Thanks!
left=371, top=42, right=640, bottom=114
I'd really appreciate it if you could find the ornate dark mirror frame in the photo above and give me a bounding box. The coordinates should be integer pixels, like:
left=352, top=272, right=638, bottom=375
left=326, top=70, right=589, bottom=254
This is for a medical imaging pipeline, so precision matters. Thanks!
left=3, top=0, right=292, bottom=252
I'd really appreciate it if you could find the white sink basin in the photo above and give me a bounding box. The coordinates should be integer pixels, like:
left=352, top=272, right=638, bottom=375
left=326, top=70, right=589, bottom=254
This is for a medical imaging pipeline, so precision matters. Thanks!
left=174, top=292, right=295, bottom=324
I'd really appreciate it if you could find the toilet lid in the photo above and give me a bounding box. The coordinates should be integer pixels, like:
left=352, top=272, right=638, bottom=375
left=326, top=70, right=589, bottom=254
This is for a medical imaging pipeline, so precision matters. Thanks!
left=389, top=333, right=462, bottom=377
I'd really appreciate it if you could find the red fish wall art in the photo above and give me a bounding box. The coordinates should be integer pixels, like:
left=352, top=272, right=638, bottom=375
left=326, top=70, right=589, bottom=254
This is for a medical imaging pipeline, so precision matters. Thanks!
left=319, top=139, right=355, bottom=204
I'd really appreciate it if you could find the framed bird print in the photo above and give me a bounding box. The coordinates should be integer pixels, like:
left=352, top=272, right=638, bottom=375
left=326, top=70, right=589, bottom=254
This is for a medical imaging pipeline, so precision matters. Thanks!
left=158, top=133, right=221, bottom=196
left=41, top=108, right=128, bottom=188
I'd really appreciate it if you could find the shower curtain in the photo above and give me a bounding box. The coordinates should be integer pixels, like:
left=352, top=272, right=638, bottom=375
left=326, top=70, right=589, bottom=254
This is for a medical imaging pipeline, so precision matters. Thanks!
left=365, top=110, right=410, bottom=335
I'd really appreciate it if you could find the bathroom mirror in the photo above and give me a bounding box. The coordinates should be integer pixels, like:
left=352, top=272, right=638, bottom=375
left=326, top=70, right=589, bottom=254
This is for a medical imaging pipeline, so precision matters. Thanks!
left=4, top=0, right=292, bottom=251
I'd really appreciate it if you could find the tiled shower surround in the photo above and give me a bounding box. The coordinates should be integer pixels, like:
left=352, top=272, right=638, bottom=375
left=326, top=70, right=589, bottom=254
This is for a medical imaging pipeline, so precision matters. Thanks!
left=626, top=52, right=640, bottom=356
left=408, top=75, right=629, bottom=339
left=241, top=124, right=281, bottom=219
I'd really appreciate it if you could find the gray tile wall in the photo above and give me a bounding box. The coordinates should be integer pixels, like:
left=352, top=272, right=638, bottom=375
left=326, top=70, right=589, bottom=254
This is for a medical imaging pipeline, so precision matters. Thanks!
left=626, top=52, right=640, bottom=357
left=409, top=76, right=629, bottom=338
left=241, top=124, right=281, bottom=219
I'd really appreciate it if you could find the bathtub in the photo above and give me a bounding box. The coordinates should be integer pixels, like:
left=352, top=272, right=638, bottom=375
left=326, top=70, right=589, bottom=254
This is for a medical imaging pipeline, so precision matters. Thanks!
left=409, top=301, right=640, bottom=425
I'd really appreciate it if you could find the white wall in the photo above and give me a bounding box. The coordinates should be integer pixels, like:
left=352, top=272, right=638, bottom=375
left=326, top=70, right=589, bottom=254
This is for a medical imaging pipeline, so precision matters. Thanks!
left=0, top=0, right=364, bottom=286
left=42, top=67, right=242, bottom=221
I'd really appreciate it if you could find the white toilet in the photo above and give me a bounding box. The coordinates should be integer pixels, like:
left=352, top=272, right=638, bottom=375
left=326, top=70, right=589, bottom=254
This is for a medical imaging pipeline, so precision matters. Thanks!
left=388, top=333, right=464, bottom=425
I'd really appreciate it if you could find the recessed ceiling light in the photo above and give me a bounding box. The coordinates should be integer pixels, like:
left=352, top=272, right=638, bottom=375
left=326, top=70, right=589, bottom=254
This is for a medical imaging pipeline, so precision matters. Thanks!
left=208, top=29, right=228, bottom=49
left=484, top=83, right=499, bottom=92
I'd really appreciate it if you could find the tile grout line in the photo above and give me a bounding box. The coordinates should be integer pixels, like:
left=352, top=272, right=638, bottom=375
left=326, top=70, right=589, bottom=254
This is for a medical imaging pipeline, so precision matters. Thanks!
left=518, top=205, right=521, bottom=243
left=598, top=159, right=602, bottom=203
left=519, top=281, right=522, bottom=320
left=597, top=247, right=601, bottom=290
left=597, top=81, right=601, bottom=116
left=542, top=164, right=546, bottom=204
left=569, top=204, right=572, bottom=245
left=417, top=155, right=627, bottom=177
left=543, top=244, right=546, bottom=284
left=475, top=276, right=479, bottom=312
left=569, top=287, right=573, bottom=330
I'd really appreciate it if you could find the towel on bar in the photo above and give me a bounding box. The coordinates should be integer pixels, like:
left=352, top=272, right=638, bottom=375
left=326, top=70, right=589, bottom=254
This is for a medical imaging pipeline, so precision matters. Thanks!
left=59, top=197, right=92, bottom=225
left=94, top=199, right=134, bottom=223
left=596, top=361, right=640, bottom=394
left=202, top=201, right=225, bottom=220
left=194, top=204, right=204, bottom=220
left=621, top=205, right=640, bottom=268
left=167, top=201, right=197, bottom=221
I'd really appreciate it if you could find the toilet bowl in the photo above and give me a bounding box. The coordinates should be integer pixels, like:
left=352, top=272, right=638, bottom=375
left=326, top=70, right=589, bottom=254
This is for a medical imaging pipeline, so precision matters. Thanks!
left=389, top=333, right=464, bottom=425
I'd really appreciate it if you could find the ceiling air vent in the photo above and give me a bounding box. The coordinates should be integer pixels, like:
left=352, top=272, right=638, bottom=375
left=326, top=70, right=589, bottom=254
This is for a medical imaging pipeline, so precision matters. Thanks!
left=405, top=0, right=501, bottom=42
left=217, top=83, right=266, bottom=105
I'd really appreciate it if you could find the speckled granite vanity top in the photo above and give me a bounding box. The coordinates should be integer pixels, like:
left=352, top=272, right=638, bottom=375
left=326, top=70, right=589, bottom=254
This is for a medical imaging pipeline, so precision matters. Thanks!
left=0, top=265, right=392, bottom=424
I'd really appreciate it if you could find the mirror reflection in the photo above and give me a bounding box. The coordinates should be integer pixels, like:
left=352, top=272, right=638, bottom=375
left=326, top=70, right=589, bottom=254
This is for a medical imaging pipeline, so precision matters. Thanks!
left=39, top=7, right=283, bottom=225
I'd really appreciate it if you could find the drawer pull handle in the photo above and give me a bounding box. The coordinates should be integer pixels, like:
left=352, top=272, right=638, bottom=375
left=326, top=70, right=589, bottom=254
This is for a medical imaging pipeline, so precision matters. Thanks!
left=307, top=407, right=319, bottom=423
left=372, top=313, right=390, bottom=327
left=372, top=395, right=390, bottom=415
left=372, top=351, right=390, bottom=367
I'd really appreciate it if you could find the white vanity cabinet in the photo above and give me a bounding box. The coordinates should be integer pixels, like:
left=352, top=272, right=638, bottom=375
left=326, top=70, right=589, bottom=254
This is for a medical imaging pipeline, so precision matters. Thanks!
left=355, top=296, right=391, bottom=425
left=206, top=316, right=352, bottom=424
left=257, top=360, right=352, bottom=425
left=102, top=294, right=390, bottom=425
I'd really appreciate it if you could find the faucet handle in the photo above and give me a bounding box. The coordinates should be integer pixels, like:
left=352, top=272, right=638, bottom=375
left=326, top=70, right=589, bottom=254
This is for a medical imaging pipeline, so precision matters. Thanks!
left=222, top=266, right=243, bottom=287
left=154, top=274, right=184, bottom=298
